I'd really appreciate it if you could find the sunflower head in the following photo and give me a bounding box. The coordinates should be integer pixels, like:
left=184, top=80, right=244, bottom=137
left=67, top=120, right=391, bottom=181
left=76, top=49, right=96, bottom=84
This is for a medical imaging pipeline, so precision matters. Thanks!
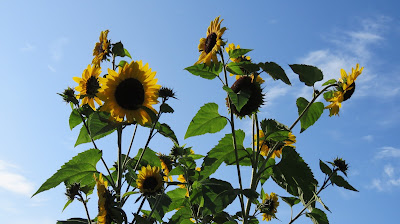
left=325, top=90, right=344, bottom=116
left=65, top=183, right=81, bottom=201
left=332, top=157, right=349, bottom=176
left=99, top=60, right=161, bottom=125
left=228, top=76, right=264, bottom=118
left=338, top=64, right=363, bottom=101
left=195, top=16, right=227, bottom=65
left=260, top=192, right=279, bottom=222
left=73, top=64, right=105, bottom=110
left=94, top=173, right=112, bottom=224
left=136, top=165, right=163, bottom=196
left=158, top=87, right=177, bottom=101
left=92, top=30, right=111, bottom=67
left=58, top=87, right=79, bottom=105
left=158, top=153, right=173, bottom=182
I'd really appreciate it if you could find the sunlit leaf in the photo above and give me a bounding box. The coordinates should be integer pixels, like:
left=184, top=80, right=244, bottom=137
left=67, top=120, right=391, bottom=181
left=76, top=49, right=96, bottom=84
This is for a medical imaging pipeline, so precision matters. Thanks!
left=69, top=109, right=82, bottom=130
left=155, top=122, right=179, bottom=145
left=185, top=103, right=227, bottom=139
left=223, top=85, right=250, bottom=112
left=322, top=79, right=336, bottom=86
left=296, top=97, right=324, bottom=133
left=185, top=62, right=223, bottom=80
left=133, top=148, right=161, bottom=169
left=228, top=48, right=252, bottom=59
left=124, top=48, right=132, bottom=59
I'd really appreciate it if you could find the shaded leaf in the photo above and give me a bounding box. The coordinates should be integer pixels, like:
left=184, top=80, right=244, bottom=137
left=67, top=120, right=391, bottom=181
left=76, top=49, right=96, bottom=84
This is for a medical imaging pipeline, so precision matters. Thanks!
left=33, top=148, right=101, bottom=197
left=290, top=64, right=323, bottom=86
left=323, top=91, right=335, bottom=101
left=259, top=62, right=291, bottom=85
left=155, top=123, right=179, bottom=145
left=319, top=160, right=332, bottom=176
left=306, top=208, right=329, bottom=224
left=226, top=61, right=259, bottom=76
left=160, top=103, right=174, bottom=113
left=57, top=218, right=89, bottom=224
left=223, top=85, right=250, bottom=112
left=147, top=194, right=172, bottom=222
left=133, top=148, right=161, bottom=168
left=296, top=97, right=324, bottom=133
left=185, top=62, right=223, bottom=80
left=259, top=158, right=275, bottom=185
left=185, top=103, right=227, bottom=139
left=69, top=109, right=82, bottom=130
left=112, top=41, right=125, bottom=57
left=330, top=175, right=358, bottom=192
left=280, top=196, right=300, bottom=207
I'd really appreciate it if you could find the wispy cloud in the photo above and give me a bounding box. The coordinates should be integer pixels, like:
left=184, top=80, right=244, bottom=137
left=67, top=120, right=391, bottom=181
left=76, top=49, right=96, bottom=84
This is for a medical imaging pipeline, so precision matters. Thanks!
left=362, top=135, right=374, bottom=142
left=47, top=65, right=56, bottom=72
left=375, top=146, right=400, bottom=159
left=0, top=160, right=35, bottom=197
left=369, top=164, right=400, bottom=192
left=50, top=37, right=69, bottom=61
left=264, top=84, right=289, bottom=107
left=20, top=42, right=36, bottom=52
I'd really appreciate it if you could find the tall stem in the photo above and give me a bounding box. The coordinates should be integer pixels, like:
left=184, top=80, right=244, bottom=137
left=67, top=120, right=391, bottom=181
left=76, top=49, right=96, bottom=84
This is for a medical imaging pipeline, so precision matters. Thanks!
left=78, top=194, right=92, bottom=224
left=117, top=126, right=123, bottom=204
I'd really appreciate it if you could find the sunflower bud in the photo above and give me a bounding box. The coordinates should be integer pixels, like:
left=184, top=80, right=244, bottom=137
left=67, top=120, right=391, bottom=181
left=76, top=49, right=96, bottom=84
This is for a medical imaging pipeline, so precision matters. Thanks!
left=58, top=87, right=79, bottom=105
left=333, top=157, right=349, bottom=176
left=158, top=87, right=176, bottom=100
left=65, top=183, right=81, bottom=201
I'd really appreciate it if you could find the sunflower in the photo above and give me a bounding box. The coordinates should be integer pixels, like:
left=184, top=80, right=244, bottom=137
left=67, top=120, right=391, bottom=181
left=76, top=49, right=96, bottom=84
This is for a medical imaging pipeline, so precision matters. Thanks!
left=158, top=153, right=173, bottom=182
left=325, top=64, right=363, bottom=116
left=226, top=43, right=250, bottom=63
left=195, top=16, right=227, bottom=65
left=73, top=64, right=105, bottom=110
left=256, top=130, right=296, bottom=159
left=261, top=192, right=279, bottom=221
left=228, top=76, right=264, bottom=117
left=98, top=60, right=161, bottom=125
left=92, top=30, right=111, bottom=67
left=94, top=173, right=109, bottom=224
left=136, top=165, right=163, bottom=195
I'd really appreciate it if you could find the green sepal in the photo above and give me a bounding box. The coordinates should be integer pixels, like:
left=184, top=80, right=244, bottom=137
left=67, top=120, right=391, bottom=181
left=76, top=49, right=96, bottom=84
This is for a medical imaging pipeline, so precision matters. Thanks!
left=323, top=91, right=335, bottom=101
left=272, top=147, right=318, bottom=205
left=223, top=85, right=250, bottom=112
left=322, top=79, right=337, bottom=86
left=289, top=64, right=323, bottom=86
left=319, top=160, right=332, bottom=175
left=280, top=196, right=300, bottom=207
left=306, top=208, right=329, bottom=224
left=160, top=103, right=174, bottom=113
left=330, top=174, right=358, bottom=191
left=226, top=61, right=259, bottom=76
left=184, top=62, right=223, bottom=80
left=69, top=109, right=82, bottom=130
left=185, top=103, right=227, bottom=139
left=296, top=97, right=324, bottom=133
left=200, top=130, right=245, bottom=180
left=228, top=48, right=252, bottom=59
left=32, top=148, right=101, bottom=197
left=259, top=62, right=291, bottom=85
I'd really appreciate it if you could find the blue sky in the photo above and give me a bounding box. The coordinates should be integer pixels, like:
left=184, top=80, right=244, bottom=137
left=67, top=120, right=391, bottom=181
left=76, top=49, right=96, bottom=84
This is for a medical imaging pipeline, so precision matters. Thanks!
left=1, top=0, right=400, bottom=223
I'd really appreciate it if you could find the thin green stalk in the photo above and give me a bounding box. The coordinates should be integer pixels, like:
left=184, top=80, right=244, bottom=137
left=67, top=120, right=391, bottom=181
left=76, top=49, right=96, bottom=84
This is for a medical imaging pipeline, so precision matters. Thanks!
left=220, top=50, right=246, bottom=222
left=147, top=193, right=164, bottom=221
left=117, top=126, right=123, bottom=204
left=122, top=123, right=139, bottom=171
left=78, top=193, right=92, bottom=224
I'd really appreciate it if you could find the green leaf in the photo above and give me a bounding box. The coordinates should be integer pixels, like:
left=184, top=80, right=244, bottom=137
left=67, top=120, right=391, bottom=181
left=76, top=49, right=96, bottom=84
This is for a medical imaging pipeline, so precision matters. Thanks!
left=133, top=148, right=161, bottom=169
left=289, top=64, right=323, bottom=86
left=184, top=62, right=223, bottom=80
left=166, top=188, right=188, bottom=212
left=272, top=147, right=318, bottom=205
left=74, top=113, right=116, bottom=147
left=185, top=103, right=227, bottom=139
left=200, top=130, right=245, bottom=180
left=33, top=148, right=101, bottom=197
left=259, top=158, right=276, bottom=185
left=306, top=208, right=329, bottom=224
left=62, top=199, right=74, bottom=212
left=260, top=119, right=289, bottom=135
left=330, top=175, right=358, bottom=191
left=319, top=160, right=332, bottom=175
left=323, top=91, right=335, bottom=101
left=241, top=189, right=259, bottom=201
left=313, top=192, right=331, bottom=212
left=296, top=97, right=324, bottom=133
left=147, top=194, right=172, bottom=222
left=226, top=61, right=259, bottom=76
left=57, top=218, right=89, bottom=224
left=112, top=41, right=125, bottom=57
left=124, top=48, right=132, bottom=59
left=155, top=123, right=179, bottom=145
left=223, top=86, right=250, bottom=112
left=322, top=79, right=337, bottom=86
left=160, top=103, right=174, bottom=113
left=280, top=196, right=300, bottom=207
left=228, top=48, right=252, bottom=59
left=223, top=147, right=252, bottom=167
left=118, top=60, right=128, bottom=68
left=121, top=191, right=139, bottom=199
left=169, top=206, right=192, bottom=224
left=266, top=130, right=289, bottom=142
left=69, top=109, right=82, bottom=130
left=259, top=62, right=291, bottom=85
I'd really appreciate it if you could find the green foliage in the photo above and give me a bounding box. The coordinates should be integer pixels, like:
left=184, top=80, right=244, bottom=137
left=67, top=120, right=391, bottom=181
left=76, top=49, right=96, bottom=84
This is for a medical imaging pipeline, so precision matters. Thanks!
left=160, top=103, right=174, bottom=113
left=118, top=60, right=128, bottom=68
left=280, top=196, right=301, bottom=207
left=185, top=103, right=228, bottom=139
left=323, top=91, right=335, bottom=101
left=306, top=208, right=329, bottom=224
left=200, top=130, right=245, bottom=180
left=168, top=206, right=192, bottom=224
left=69, top=109, right=82, bottom=130
left=228, top=48, right=252, bottom=59
left=296, top=97, right=324, bottom=133
left=147, top=194, right=172, bottom=222
left=33, top=148, right=101, bottom=197
left=166, top=188, right=189, bottom=212
left=124, top=48, right=132, bottom=59
left=141, top=105, right=158, bottom=125
left=133, top=148, right=161, bottom=168
left=259, top=158, right=275, bottom=185
left=330, top=174, right=358, bottom=192
left=322, top=79, right=337, bottom=86
left=112, top=41, right=130, bottom=58
left=154, top=122, right=179, bottom=145
left=260, top=119, right=289, bottom=135
left=272, top=147, right=318, bottom=205
left=290, top=64, right=323, bottom=86
left=56, top=218, right=90, bottom=224
left=185, top=62, right=223, bottom=80
left=259, top=62, right=291, bottom=85
left=223, top=85, right=250, bottom=112
left=319, top=160, right=332, bottom=175
left=226, top=61, right=260, bottom=76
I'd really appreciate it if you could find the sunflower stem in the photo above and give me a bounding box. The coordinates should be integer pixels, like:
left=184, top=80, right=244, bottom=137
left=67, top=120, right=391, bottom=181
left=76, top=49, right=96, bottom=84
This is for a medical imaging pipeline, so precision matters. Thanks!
left=117, top=126, right=123, bottom=205
left=220, top=50, right=246, bottom=222
left=147, top=192, right=164, bottom=221
left=122, top=124, right=139, bottom=171
left=76, top=108, right=116, bottom=189
left=78, top=193, right=92, bottom=224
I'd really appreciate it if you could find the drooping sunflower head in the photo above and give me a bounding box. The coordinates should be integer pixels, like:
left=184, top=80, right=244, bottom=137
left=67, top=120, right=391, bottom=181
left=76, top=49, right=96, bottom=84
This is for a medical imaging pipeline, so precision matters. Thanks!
left=73, top=64, right=105, bottom=110
left=339, top=63, right=363, bottom=101
left=195, top=16, right=227, bottom=65
left=228, top=76, right=264, bottom=118
left=325, top=91, right=344, bottom=117
left=92, top=30, right=111, bottom=67
left=158, top=153, right=173, bottom=182
left=99, top=60, right=161, bottom=125
left=260, top=192, right=279, bottom=221
left=94, top=173, right=110, bottom=224
left=136, top=165, right=163, bottom=196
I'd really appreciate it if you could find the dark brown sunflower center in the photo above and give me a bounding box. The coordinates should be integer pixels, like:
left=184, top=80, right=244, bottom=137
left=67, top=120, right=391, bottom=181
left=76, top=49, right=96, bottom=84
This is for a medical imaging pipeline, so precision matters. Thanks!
left=343, top=82, right=355, bottom=101
left=86, top=76, right=100, bottom=97
left=143, top=176, right=158, bottom=191
left=204, top=32, right=217, bottom=54
left=115, top=78, right=145, bottom=110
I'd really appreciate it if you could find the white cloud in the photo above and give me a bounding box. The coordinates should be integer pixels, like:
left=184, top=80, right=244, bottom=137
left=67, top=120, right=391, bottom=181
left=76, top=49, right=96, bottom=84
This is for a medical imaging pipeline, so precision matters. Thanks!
left=264, top=84, right=289, bottom=106
left=362, top=135, right=374, bottom=142
left=384, top=164, right=395, bottom=178
left=0, top=160, right=35, bottom=197
left=375, top=146, right=400, bottom=159
left=50, top=37, right=69, bottom=61
left=370, top=179, right=384, bottom=192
